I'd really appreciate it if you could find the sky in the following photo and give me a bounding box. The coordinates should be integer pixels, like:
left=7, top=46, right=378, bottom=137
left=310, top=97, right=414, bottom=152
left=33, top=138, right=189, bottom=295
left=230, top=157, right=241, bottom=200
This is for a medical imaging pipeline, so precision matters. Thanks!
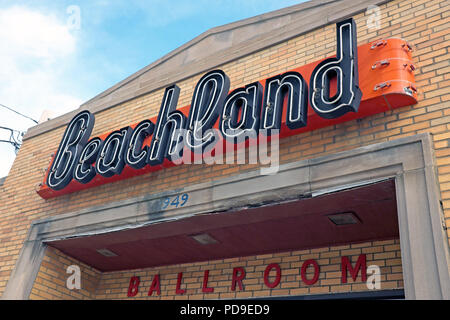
left=0, top=0, right=307, bottom=177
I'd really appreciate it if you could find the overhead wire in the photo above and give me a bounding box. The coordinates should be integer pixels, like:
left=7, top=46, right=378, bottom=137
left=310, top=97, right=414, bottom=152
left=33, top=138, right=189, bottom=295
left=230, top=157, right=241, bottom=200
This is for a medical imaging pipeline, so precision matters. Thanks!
left=0, top=103, right=38, bottom=124
left=0, top=126, right=24, bottom=154
left=0, top=103, right=37, bottom=153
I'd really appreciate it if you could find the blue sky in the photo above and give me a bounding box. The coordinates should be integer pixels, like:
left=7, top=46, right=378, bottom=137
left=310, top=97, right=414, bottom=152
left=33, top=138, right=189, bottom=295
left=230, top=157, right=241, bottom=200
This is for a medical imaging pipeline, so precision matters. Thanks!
left=0, top=0, right=306, bottom=177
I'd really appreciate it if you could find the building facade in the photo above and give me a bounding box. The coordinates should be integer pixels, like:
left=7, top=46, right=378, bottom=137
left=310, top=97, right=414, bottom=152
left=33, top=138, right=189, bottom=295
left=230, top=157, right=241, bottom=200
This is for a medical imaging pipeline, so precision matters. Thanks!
left=0, top=0, right=449, bottom=300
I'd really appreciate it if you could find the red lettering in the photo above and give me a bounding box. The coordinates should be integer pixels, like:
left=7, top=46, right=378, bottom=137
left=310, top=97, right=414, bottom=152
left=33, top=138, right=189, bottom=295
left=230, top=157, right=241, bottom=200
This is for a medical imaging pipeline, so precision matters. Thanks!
left=264, top=263, right=281, bottom=289
left=341, top=254, right=367, bottom=283
left=301, top=259, right=320, bottom=285
left=202, top=270, right=214, bottom=293
left=231, top=267, right=246, bottom=291
left=176, top=272, right=186, bottom=295
left=127, top=276, right=140, bottom=297
left=148, top=274, right=161, bottom=296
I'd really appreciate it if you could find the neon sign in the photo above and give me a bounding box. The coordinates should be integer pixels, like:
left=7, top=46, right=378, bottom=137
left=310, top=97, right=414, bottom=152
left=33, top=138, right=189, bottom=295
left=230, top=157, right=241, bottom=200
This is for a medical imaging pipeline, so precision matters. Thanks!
left=38, top=18, right=417, bottom=199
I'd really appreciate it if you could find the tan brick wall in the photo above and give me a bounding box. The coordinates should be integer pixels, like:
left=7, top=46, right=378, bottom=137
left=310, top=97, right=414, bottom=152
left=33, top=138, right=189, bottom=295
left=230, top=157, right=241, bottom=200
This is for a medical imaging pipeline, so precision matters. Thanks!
left=30, top=247, right=101, bottom=300
left=29, top=239, right=402, bottom=299
left=0, top=0, right=448, bottom=298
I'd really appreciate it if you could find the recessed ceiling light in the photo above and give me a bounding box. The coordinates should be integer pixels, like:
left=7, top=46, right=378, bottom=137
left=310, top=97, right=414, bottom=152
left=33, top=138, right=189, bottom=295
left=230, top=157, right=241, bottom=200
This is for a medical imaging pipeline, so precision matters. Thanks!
left=327, top=212, right=360, bottom=226
left=96, top=248, right=118, bottom=257
left=190, top=233, right=218, bottom=245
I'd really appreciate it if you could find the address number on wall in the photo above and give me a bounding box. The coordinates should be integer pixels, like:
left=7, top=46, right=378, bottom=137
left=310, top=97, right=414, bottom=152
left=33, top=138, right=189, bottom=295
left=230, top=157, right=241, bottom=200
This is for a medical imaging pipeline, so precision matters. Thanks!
left=161, top=193, right=189, bottom=210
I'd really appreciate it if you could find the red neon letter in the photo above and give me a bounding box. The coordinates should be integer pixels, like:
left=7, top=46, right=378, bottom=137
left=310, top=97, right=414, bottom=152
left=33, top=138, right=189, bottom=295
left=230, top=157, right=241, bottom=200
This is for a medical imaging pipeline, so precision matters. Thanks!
left=148, top=274, right=161, bottom=296
left=231, top=267, right=246, bottom=291
left=127, top=276, right=140, bottom=297
left=264, top=263, right=281, bottom=289
left=341, top=254, right=367, bottom=283
left=202, top=270, right=214, bottom=293
left=301, top=259, right=320, bottom=285
left=176, top=272, right=186, bottom=295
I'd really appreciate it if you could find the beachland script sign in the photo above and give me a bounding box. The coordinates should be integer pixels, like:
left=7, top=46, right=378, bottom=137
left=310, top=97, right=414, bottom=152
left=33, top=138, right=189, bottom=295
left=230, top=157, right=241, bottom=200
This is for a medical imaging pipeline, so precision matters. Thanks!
left=38, top=18, right=417, bottom=199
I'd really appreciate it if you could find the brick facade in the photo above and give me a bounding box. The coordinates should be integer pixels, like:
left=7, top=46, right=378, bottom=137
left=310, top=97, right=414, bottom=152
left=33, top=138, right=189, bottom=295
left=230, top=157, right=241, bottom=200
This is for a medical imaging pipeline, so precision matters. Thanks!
left=0, top=0, right=449, bottom=299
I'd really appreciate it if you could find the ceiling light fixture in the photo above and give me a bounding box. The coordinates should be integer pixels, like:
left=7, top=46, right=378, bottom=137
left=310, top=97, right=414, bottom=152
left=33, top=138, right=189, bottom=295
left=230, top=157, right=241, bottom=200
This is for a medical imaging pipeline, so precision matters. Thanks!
left=190, top=233, right=219, bottom=245
left=96, top=248, right=118, bottom=257
left=327, top=212, right=361, bottom=226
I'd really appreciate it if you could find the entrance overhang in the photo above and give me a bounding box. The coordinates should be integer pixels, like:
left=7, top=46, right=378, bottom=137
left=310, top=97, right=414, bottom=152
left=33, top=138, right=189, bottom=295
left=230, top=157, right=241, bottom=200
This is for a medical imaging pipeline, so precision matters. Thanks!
left=46, top=179, right=399, bottom=272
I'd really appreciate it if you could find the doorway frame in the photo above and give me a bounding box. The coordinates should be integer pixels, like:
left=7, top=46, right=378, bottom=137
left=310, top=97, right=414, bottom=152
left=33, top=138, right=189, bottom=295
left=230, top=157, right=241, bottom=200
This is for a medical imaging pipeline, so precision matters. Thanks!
left=3, top=133, right=450, bottom=299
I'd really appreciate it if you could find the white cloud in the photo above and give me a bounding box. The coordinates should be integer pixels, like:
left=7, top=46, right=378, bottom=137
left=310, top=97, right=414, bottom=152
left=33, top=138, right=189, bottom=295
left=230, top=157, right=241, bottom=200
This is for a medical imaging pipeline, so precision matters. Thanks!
left=0, top=6, right=82, bottom=177
left=0, top=6, right=75, bottom=59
